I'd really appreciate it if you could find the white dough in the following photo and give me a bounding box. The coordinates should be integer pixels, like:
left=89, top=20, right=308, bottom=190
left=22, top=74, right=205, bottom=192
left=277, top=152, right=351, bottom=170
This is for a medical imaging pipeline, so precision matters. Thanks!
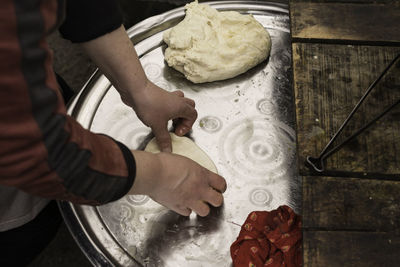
left=144, top=133, right=218, bottom=173
left=163, top=0, right=271, bottom=83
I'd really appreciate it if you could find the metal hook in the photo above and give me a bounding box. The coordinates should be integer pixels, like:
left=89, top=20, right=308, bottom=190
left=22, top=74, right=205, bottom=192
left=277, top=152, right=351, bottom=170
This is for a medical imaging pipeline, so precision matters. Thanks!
left=306, top=54, right=400, bottom=172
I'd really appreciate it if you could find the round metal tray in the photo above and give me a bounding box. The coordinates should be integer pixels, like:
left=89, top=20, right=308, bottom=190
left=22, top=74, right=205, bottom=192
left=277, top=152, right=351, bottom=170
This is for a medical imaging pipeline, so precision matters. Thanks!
left=60, top=1, right=299, bottom=266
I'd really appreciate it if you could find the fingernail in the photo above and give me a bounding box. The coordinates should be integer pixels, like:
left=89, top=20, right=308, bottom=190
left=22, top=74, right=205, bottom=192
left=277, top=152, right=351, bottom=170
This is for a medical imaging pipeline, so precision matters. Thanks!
left=163, top=147, right=172, bottom=153
left=179, top=127, right=187, bottom=135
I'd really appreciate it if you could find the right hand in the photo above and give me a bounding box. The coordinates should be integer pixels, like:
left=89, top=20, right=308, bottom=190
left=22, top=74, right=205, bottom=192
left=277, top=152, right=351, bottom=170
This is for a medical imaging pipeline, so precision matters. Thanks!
left=129, top=151, right=227, bottom=217
left=121, top=82, right=197, bottom=153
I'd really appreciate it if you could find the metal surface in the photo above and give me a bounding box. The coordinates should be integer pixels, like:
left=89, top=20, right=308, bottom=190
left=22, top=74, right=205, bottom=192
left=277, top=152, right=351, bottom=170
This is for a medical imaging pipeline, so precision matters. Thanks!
left=60, top=2, right=300, bottom=266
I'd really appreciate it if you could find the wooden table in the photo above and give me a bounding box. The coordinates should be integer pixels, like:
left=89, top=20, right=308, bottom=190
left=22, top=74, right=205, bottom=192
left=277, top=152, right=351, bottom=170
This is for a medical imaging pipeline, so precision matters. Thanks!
left=289, top=1, right=400, bottom=265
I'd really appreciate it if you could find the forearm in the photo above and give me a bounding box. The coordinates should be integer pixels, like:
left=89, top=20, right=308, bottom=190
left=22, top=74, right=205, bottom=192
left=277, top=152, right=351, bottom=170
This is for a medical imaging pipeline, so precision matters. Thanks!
left=81, top=25, right=148, bottom=106
left=80, top=24, right=198, bottom=154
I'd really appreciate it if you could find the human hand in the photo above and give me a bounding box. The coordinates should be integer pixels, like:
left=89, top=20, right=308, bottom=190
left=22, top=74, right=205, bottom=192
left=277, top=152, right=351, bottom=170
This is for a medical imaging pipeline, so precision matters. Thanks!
left=80, top=26, right=196, bottom=152
left=120, top=80, right=197, bottom=152
left=129, top=151, right=227, bottom=216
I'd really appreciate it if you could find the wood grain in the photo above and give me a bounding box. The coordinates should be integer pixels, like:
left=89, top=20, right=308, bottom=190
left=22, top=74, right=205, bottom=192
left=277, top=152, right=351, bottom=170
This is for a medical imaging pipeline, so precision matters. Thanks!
left=303, top=176, right=400, bottom=231
left=293, top=43, right=400, bottom=176
left=290, top=1, right=400, bottom=44
left=303, top=231, right=400, bottom=267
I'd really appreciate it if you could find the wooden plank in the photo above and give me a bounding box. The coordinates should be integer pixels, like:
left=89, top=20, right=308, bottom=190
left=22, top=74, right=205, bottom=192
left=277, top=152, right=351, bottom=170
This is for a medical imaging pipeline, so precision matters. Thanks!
left=303, top=176, right=400, bottom=231
left=303, top=231, right=400, bottom=267
left=293, top=43, right=400, bottom=176
left=290, top=1, right=400, bottom=44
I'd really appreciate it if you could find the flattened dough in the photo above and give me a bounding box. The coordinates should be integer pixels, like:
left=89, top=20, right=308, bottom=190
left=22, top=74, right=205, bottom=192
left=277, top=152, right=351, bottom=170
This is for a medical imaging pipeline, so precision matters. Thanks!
left=144, top=133, right=218, bottom=173
left=163, top=0, right=271, bottom=83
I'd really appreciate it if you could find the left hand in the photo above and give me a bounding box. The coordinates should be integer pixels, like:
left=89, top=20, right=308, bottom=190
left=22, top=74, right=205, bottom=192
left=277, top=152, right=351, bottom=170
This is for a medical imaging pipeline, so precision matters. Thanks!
left=80, top=26, right=197, bottom=152
left=120, top=80, right=197, bottom=152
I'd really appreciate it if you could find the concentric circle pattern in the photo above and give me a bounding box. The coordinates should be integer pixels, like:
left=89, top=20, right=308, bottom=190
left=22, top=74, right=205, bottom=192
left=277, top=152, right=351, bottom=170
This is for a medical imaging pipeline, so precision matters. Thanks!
left=98, top=203, right=134, bottom=225
left=219, top=117, right=295, bottom=183
left=144, top=63, right=162, bottom=79
left=199, top=116, right=223, bottom=133
left=126, top=195, right=150, bottom=206
left=249, top=188, right=273, bottom=207
left=257, top=98, right=275, bottom=115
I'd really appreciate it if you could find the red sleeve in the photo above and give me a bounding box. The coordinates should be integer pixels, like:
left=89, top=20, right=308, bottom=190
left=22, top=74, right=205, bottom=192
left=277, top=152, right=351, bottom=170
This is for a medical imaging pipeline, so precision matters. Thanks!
left=0, top=0, right=135, bottom=205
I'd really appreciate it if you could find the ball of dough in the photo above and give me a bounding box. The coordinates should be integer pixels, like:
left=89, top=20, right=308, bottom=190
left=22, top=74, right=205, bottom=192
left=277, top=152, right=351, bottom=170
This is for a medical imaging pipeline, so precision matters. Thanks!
left=163, top=1, right=271, bottom=83
left=144, top=133, right=218, bottom=173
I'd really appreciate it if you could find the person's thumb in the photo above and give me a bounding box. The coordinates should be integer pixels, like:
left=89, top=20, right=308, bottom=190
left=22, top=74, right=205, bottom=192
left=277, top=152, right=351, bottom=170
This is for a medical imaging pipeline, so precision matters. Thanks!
left=152, top=125, right=172, bottom=153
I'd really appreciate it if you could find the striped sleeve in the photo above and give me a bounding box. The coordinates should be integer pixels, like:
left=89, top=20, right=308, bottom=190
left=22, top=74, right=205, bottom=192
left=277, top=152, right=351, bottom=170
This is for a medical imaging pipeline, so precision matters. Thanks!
left=0, top=0, right=135, bottom=205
